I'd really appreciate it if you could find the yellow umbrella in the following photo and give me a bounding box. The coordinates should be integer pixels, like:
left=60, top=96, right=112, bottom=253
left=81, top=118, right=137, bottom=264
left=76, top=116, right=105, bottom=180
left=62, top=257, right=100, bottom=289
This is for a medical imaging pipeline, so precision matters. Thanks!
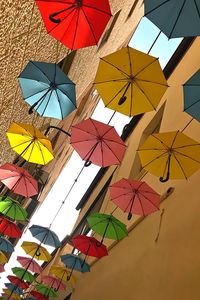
left=6, top=122, right=54, bottom=165
left=0, top=251, right=8, bottom=264
left=94, top=46, right=168, bottom=117
left=2, top=289, right=20, bottom=300
left=50, top=265, right=76, bottom=284
left=138, top=131, right=200, bottom=182
left=21, top=241, right=52, bottom=261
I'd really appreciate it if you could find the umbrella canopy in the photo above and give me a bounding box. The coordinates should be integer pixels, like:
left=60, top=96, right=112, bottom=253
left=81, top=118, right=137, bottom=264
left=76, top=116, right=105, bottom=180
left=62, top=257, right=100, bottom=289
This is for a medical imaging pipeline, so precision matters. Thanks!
left=2, top=290, right=20, bottom=300
left=4, top=283, right=23, bottom=295
left=183, top=68, right=200, bottom=122
left=70, top=118, right=126, bottom=167
left=6, top=123, right=54, bottom=165
left=18, top=61, right=76, bottom=120
left=36, top=0, right=112, bottom=50
left=0, top=264, right=5, bottom=273
left=35, top=284, right=57, bottom=298
left=0, top=163, right=38, bottom=197
left=60, top=254, right=90, bottom=273
left=109, top=179, right=160, bottom=220
left=94, top=46, right=168, bottom=117
left=87, top=213, right=128, bottom=242
left=0, top=237, right=14, bottom=253
left=49, top=265, right=76, bottom=284
left=144, top=0, right=200, bottom=39
left=12, top=267, right=35, bottom=283
left=21, top=241, right=52, bottom=261
left=41, top=275, right=66, bottom=291
left=29, top=225, right=61, bottom=248
left=0, top=251, right=8, bottom=264
left=0, top=217, right=22, bottom=238
left=30, top=291, right=49, bottom=300
left=7, top=275, right=29, bottom=289
left=17, top=256, right=42, bottom=274
left=0, top=196, right=27, bottom=221
left=72, top=235, right=108, bottom=258
left=137, top=131, right=200, bottom=182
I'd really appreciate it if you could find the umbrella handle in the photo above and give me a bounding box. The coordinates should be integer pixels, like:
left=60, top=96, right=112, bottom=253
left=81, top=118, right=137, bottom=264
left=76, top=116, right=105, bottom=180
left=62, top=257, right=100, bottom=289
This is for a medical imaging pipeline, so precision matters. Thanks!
left=28, top=101, right=39, bottom=114
left=44, top=126, right=71, bottom=137
left=159, top=154, right=171, bottom=183
left=49, top=4, right=77, bottom=23
left=35, top=250, right=41, bottom=257
left=127, top=212, right=132, bottom=220
left=159, top=172, right=170, bottom=183
left=84, top=160, right=92, bottom=167
left=49, top=12, right=62, bottom=23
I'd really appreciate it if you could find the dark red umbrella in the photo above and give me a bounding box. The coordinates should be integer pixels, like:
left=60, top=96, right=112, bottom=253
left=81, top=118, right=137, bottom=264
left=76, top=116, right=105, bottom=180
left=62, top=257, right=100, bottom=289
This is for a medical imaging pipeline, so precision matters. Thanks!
left=70, top=118, right=126, bottom=167
left=109, top=179, right=160, bottom=220
left=72, top=234, right=108, bottom=259
left=31, top=290, right=49, bottom=300
left=0, top=163, right=38, bottom=197
left=36, top=0, right=112, bottom=50
left=17, top=256, right=42, bottom=274
left=7, top=275, right=29, bottom=289
left=0, top=217, right=22, bottom=238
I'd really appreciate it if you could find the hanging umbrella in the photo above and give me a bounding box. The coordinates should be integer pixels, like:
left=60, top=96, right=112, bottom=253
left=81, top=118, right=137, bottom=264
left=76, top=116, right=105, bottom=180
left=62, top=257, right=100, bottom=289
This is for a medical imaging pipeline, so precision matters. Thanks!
left=94, top=46, right=168, bottom=117
left=72, top=235, right=108, bottom=258
left=0, top=197, right=27, bottom=221
left=0, top=237, right=14, bottom=253
left=35, top=283, right=57, bottom=298
left=137, top=131, right=200, bottom=182
left=0, top=264, right=5, bottom=273
left=60, top=254, right=90, bottom=276
left=36, top=0, right=112, bottom=50
left=12, top=267, right=35, bottom=283
left=18, top=61, right=76, bottom=120
left=2, top=290, right=20, bottom=300
left=7, top=275, right=29, bottom=289
left=21, top=241, right=52, bottom=261
left=183, top=68, right=200, bottom=122
left=29, top=225, right=61, bottom=248
left=49, top=265, right=76, bottom=284
left=70, top=118, right=126, bottom=167
left=41, top=275, right=66, bottom=291
left=144, top=0, right=200, bottom=39
left=6, top=123, right=54, bottom=165
left=0, top=251, right=8, bottom=264
left=87, top=213, right=128, bottom=244
left=17, top=256, right=42, bottom=274
left=0, top=217, right=22, bottom=238
left=109, top=179, right=160, bottom=220
left=30, top=291, right=49, bottom=300
left=0, top=163, right=38, bottom=197
left=4, top=283, right=23, bottom=295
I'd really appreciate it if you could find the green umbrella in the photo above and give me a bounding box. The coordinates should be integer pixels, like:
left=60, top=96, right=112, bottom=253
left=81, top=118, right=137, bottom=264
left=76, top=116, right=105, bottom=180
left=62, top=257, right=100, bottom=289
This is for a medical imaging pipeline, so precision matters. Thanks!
left=87, top=213, right=128, bottom=244
left=0, top=197, right=27, bottom=221
left=36, top=283, right=57, bottom=298
left=12, top=267, right=35, bottom=283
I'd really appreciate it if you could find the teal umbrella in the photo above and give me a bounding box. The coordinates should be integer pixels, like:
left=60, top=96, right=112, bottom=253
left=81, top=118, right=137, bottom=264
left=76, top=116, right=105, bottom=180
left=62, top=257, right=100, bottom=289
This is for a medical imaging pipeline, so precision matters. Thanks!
left=0, top=237, right=14, bottom=253
left=4, top=283, right=23, bottom=295
left=29, top=225, right=61, bottom=248
left=87, top=213, right=128, bottom=244
left=18, top=61, right=76, bottom=120
left=144, top=0, right=200, bottom=38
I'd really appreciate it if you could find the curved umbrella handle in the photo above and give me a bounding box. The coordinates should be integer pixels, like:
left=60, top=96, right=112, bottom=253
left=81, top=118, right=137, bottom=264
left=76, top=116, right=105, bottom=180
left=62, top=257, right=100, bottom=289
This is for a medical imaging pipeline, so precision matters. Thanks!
left=127, top=212, right=132, bottom=220
left=28, top=101, right=39, bottom=114
left=159, top=154, right=171, bottom=183
left=84, top=160, right=92, bottom=167
left=159, top=172, right=170, bottom=183
left=49, top=13, right=62, bottom=23
left=35, top=250, right=41, bottom=257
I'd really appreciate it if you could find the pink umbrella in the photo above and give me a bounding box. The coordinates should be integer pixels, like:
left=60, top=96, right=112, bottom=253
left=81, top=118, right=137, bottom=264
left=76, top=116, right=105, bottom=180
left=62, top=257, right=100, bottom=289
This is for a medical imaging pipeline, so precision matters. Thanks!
left=0, top=264, right=5, bottom=272
left=17, top=256, right=42, bottom=273
left=41, top=275, right=66, bottom=291
left=0, top=163, right=38, bottom=197
left=109, top=179, right=160, bottom=220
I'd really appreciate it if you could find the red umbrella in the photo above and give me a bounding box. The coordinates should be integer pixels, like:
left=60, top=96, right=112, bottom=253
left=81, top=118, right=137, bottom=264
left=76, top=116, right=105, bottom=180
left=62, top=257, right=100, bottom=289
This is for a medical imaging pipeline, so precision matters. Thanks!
left=0, top=217, right=22, bottom=238
left=41, top=275, right=66, bottom=291
left=17, top=256, right=42, bottom=274
left=72, top=234, right=108, bottom=258
left=70, top=118, right=126, bottom=167
left=31, top=291, right=49, bottom=300
left=36, top=0, right=112, bottom=50
left=7, top=275, right=29, bottom=289
left=0, top=264, right=5, bottom=273
left=109, top=179, right=160, bottom=220
left=0, top=163, right=38, bottom=197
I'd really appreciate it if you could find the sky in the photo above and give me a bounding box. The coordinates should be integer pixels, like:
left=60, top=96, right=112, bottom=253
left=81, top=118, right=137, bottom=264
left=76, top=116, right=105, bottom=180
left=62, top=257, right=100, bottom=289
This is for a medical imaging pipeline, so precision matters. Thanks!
left=0, top=17, right=182, bottom=291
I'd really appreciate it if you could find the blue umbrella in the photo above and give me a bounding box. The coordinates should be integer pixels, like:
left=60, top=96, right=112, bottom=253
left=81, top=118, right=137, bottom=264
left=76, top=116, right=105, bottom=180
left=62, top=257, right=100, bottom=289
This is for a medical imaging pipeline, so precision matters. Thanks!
left=144, top=0, right=200, bottom=38
left=29, top=225, right=61, bottom=248
left=0, top=237, right=14, bottom=253
left=184, top=69, right=200, bottom=122
left=4, top=283, right=23, bottom=295
left=18, top=61, right=76, bottom=120
left=60, top=254, right=90, bottom=273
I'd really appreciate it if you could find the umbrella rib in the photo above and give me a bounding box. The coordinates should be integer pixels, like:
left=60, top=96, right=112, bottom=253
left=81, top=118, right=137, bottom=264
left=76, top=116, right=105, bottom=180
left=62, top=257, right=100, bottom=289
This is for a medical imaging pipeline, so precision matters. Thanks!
left=137, top=194, right=146, bottom=216
left=169, top=0, right=187, bottom=39
left=81, top=7, right=98, bottom=45
left=35, top=140, right=46, bottom=164
left=173, top=149, right=200, bottom=164
left=40, top=89, right=54, bottom=117
left=171, top=152, right=188, bottom=180
left=100, top=58, right=131, bottom=78
left=139, top=151, right=168, bottom=169
left=102, top=140, right=122, bottom=163
left=10, top=139, right=33, bottom=150
left=145, top=0, right=170, bottom=16
left=57, top=86, right=77, bottom=108
left=89, top=118, right=100, bottom=136
left=94, top=78, right=128, bottom=84
left=134, top=58, right=159, bottom=79
left=30, top=61, right=52, bottom=84
left=133, top=80, right=157, bottom=110
left=72, top=125, right=99, bottom=138
left=184, top=97, right=200, bottom=110
left=72, top=8, right=80, bottom=50
left=151, top=134, right=171, bottom=149
left=135, top=78, right=168, bottom=87
left=24, top=87, right=50, bottom=100
left=138, top=191, right=160, bottom=210
left=105, top=81, right=131, bottom=107
left=110, top=221, right=119, bottom=240
left=82, top=4, right=112, bottom=16
left=170, top=130, right=179, bottom=149
left=54, top=89, right=64, bottom=119
left=174, top=144, right=200, bottom=149
left=124, top=194, right=136, bottom=213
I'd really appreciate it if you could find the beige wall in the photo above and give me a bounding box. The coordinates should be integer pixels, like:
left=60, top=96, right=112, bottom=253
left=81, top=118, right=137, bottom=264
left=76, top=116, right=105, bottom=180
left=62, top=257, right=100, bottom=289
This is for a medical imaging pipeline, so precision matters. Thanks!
left=69, top=38, right=200, bottom=300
